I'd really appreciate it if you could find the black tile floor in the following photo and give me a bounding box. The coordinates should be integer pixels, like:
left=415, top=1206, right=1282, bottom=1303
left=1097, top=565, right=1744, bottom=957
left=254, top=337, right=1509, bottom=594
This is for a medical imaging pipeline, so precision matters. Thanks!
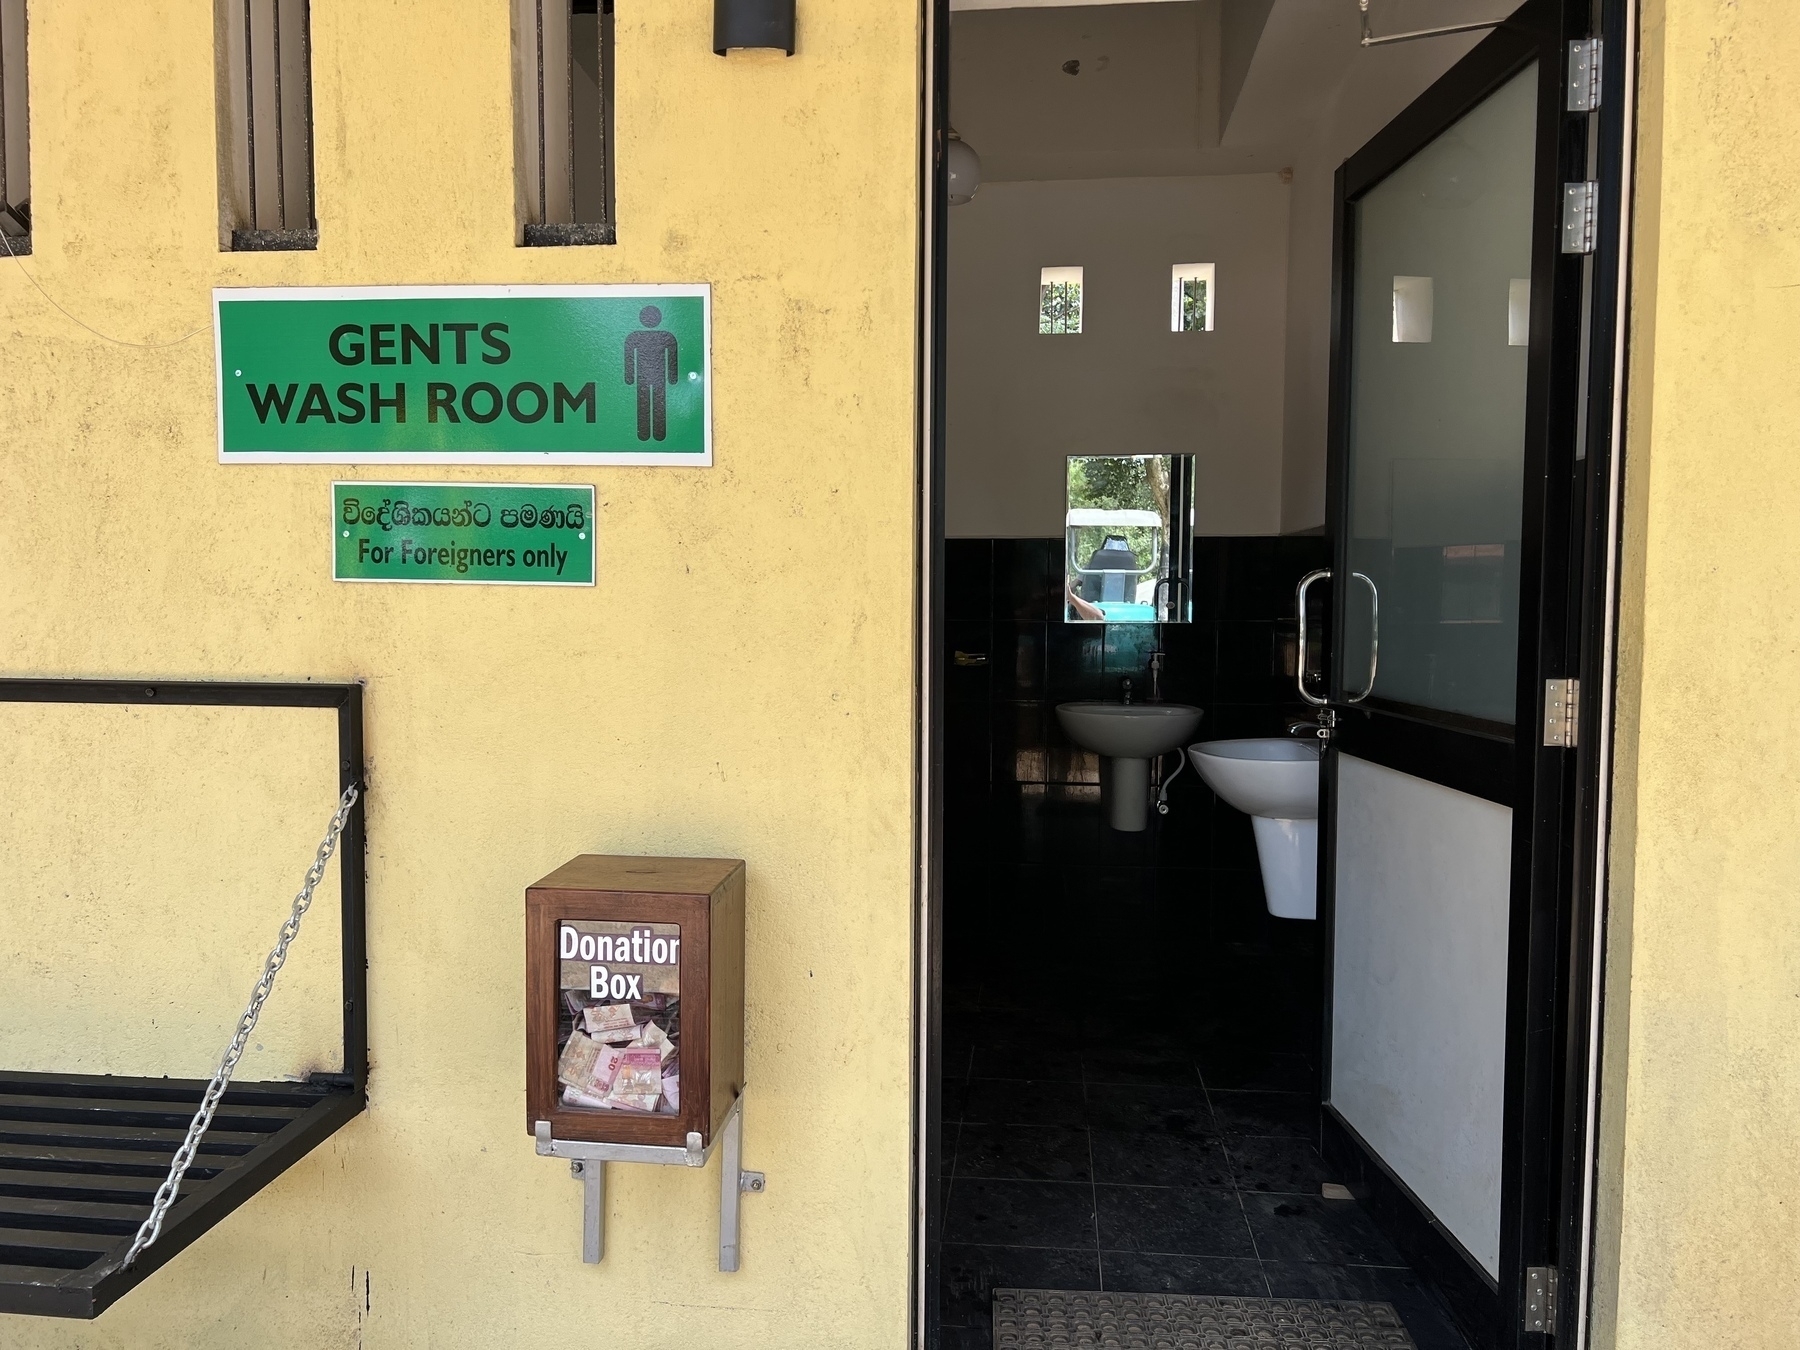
left=937, top=978, right=1475, bottom=1350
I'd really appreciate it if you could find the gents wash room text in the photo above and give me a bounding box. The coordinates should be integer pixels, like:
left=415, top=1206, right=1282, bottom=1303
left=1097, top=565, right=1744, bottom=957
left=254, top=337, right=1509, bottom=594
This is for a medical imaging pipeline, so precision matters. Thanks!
left=247, top=322, right=605, bottom=427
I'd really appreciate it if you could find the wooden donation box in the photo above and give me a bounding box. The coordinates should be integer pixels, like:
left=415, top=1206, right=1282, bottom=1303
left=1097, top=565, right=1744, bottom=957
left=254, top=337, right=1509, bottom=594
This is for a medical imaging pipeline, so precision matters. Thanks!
left=526, top=855, right=745, bottom=1148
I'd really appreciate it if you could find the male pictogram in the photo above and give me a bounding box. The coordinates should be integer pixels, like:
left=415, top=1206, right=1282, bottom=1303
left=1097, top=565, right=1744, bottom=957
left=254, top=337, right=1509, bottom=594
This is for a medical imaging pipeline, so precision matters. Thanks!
left=623, top=305, right=679, bottom=442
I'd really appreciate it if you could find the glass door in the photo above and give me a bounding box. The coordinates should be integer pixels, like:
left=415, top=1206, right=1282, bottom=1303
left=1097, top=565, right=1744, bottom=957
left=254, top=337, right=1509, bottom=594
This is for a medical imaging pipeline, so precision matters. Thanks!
left=1307, top=4, right=1605, bottom=1345
left=1340, top=68, right=1536, bottom=729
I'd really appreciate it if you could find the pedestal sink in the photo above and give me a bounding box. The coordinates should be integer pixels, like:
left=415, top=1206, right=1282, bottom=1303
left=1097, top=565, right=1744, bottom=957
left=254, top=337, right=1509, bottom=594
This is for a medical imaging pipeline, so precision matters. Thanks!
left=1055, top=702, right=1204, bottom=832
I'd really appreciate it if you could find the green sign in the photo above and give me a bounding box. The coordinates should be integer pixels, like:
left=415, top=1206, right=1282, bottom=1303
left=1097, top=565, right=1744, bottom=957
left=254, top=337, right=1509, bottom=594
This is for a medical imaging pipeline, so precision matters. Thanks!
left=216, top=286, right=710, bottom=465
left=333, top=483, right=595, bottom=586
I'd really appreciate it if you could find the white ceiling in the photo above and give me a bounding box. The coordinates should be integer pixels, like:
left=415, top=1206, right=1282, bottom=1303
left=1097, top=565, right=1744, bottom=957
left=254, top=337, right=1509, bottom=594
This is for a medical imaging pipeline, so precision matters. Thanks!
left=951, top=2, right=1222, bottom=181
left=950, top=0, right=1513, bottom=182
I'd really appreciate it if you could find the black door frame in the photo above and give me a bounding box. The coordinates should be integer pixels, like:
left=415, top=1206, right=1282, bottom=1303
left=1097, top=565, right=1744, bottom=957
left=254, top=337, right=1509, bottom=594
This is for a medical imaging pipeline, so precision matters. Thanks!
left=912, top=0, right=1635, bottom=1346
left=916, top=0, right=951, bottom=1345
left=1314, top=3, right=1634, bottom=1348
left=1551, top=3, right=1637, bottom=1342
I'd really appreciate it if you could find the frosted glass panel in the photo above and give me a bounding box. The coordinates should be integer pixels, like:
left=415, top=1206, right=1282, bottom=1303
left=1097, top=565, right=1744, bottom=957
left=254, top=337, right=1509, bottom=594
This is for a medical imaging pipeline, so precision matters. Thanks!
left=1345, top=67, right=1537, bottom=722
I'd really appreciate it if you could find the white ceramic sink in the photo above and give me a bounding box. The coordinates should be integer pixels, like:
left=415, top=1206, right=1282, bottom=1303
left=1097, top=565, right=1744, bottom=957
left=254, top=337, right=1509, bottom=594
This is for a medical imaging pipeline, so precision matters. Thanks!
left=1187, top=738, right=1322, bottom=920
left=1055, top=702, right=1204, bottom=760
left=1056, top=702, right=1203, bottom=832
left=1186, top=737, right=1320, bottom=819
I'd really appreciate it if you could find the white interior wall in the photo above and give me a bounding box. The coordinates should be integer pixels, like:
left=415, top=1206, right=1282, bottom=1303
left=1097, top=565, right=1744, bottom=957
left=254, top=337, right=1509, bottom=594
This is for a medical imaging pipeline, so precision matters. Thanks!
left=945, top=0, right=1499, bottom=536
left=1329, top=755, right=1511, bottom=1277
left=945, top=174, right=1290, bottom=537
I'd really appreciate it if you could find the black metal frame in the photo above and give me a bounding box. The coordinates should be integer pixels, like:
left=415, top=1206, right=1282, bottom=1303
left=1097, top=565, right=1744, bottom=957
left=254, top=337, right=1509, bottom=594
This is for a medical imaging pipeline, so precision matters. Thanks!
left=1551, top=5, right=1634, bottom=1340
left=916, top=0, right=951, bottom=1343
left=0, top=678, right=367, bottom=1319
left=1316, top=1, right=1630, bottom=1346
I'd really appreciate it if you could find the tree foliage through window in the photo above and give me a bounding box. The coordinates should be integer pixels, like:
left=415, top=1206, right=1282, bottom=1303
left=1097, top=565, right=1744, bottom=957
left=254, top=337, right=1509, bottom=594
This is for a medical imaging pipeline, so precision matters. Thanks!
left=1039, top=280, right=1081, bottom=334
left=1179, top=277, right=1208, bottom=332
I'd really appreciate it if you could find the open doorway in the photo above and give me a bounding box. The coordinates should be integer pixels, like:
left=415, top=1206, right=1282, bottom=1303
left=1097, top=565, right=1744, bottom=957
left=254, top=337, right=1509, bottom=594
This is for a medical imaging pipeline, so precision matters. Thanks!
left=920, top=2, right=1633, bottom=1348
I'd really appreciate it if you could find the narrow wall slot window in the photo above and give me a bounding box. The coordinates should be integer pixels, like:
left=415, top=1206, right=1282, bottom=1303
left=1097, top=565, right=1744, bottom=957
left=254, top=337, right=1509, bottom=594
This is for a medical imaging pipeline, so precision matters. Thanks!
left=1508, top=278, right=1530, bottom=346
left=513, top=0, right=616, bottom=246
left=1392, top=275, right=1433, bottom=343
left=0, top=0, right=29, bottom=254
left=217, top=0, right=317, bottom=251
left=1171, top=263, right=1215, bottom=332
left=1039, top=266, right=1083, bottom=335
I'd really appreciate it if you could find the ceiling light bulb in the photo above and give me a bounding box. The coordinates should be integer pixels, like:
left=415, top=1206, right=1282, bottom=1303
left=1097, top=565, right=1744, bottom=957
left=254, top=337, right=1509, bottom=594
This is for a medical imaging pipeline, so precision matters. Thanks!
left=946, top=131, right=982, bottom=206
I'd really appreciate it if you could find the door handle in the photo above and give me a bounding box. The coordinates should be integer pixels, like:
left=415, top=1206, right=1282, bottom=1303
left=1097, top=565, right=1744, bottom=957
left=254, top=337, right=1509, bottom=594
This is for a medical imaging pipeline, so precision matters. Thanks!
left=1345, top=571, right=1379, bottom=703
left=1295, top=569, right=1331, bottom=706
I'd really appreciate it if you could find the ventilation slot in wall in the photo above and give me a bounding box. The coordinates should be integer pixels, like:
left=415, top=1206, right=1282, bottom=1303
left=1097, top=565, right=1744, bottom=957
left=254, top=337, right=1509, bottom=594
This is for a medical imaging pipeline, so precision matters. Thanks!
left=513, top=0, right=616, bottom=247
left=0, top=0, right=29, bottom=254
left=1508, top=278, right=1530, bottom=347
left=1392, top=275, right=1433, bottom=344
left=218, top=0, right=317, bottom=251
left=1039, top=266, right=1083, bottom=335
left=1171, top=263, right=1215, bottom=333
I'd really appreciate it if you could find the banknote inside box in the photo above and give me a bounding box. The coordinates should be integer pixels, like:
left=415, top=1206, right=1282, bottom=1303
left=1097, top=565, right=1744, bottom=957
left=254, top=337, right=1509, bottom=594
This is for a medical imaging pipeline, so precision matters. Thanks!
left=554, top=921, right=681, bottom=1116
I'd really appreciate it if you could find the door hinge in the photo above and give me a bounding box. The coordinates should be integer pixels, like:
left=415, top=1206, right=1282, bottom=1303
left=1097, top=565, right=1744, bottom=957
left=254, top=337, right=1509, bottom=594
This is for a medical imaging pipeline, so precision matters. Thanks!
left=1544, top=678, right=1581, bottom=748
left=1567, top=38, right=1604, bottom=111
left=1524, top=1264, right=1561, bottom=1334
left=1562, top=183, right=1599, bottom=254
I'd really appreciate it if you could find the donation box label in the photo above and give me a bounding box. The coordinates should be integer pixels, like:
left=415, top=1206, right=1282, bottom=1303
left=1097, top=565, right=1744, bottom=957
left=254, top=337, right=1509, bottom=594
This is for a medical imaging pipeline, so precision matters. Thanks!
left=216, top=285, right=710, bottom=464
left=555, top=921, right=682, bottom=1117
left=333, top=482, right=595, bottom=586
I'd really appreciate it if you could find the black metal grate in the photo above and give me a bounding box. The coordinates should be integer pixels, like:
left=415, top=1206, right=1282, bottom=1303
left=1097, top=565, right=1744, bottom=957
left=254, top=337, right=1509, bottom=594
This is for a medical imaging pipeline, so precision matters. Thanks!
left=0, top=1071, right=360, bottom=1317
left=0, top=679, right=368, bottom=1319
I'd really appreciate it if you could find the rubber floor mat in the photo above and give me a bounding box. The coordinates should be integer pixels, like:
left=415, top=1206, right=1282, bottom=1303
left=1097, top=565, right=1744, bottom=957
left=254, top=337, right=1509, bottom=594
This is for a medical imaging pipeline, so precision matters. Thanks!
left=993, top=1289, right=1419, bottom=1349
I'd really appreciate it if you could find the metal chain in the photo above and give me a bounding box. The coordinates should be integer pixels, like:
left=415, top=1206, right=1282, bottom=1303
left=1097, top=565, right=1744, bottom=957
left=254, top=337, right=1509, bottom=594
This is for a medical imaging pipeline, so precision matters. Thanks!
left=121, top=781, right=361, bottom=1270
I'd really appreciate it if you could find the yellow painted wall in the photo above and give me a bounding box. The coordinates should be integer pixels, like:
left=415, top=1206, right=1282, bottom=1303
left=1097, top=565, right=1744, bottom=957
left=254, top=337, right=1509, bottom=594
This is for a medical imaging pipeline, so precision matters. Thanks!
left=2, top=705, right=346, bottom=1082
left=1595, top=2, right=1800, bottom=1345
left=0, top=0, right=920, bottom=1344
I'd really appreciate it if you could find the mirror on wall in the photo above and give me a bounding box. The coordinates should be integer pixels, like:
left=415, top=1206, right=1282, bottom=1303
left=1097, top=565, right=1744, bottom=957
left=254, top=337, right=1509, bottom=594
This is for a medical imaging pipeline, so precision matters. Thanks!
left=1063, top=454, right=1195, bottom=623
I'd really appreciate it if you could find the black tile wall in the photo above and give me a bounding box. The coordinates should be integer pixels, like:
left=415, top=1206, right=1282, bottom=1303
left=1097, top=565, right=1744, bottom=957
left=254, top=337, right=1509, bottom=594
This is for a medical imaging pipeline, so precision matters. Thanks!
left=946, top=539, right=994, bottom=622
left=945, top=536, right=1328, bottom=790
left=942, top=534, right=1332, bottom=997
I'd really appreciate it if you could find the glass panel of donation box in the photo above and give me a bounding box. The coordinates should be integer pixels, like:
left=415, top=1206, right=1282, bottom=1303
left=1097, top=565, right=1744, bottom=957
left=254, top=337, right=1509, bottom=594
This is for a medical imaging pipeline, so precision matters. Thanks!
left=555, top=921, right=681, bottom=1115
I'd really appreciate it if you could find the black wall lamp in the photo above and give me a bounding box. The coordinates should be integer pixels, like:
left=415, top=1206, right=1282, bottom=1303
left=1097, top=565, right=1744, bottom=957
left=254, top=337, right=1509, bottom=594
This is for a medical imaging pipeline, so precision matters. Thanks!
left=714, top=0, right=795, bottom=55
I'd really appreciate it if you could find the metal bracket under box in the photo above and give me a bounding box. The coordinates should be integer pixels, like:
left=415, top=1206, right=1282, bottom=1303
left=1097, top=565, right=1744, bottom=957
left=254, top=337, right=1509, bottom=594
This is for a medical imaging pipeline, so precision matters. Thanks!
left=534, top=1092, right=764, bottom=1270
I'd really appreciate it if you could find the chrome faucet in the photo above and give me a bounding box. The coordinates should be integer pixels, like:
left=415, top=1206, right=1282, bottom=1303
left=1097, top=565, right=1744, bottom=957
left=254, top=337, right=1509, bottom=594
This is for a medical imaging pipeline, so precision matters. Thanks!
left=1288, top=708, right=1338, bottom=748
left=1148, top=650, right=1165, bottom=702
left=1120, top=677, right=1134, bottom=705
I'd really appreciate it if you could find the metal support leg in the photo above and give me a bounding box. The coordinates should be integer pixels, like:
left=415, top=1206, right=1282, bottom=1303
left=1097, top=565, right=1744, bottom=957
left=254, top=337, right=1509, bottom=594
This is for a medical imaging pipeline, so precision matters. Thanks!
left=536, top=1103, right=759, bottom=1270
left=719, top=1096, right=743, bottom=1272
left=573, top=1158, right=605, bottom=1264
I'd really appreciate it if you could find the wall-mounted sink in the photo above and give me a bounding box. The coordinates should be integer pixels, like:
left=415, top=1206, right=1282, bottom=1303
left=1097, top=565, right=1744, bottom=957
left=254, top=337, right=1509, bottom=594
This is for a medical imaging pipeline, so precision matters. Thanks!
left=1056, top=701, right=1203, bottom=832
left=1187, top=738, right=1321, bottom=919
